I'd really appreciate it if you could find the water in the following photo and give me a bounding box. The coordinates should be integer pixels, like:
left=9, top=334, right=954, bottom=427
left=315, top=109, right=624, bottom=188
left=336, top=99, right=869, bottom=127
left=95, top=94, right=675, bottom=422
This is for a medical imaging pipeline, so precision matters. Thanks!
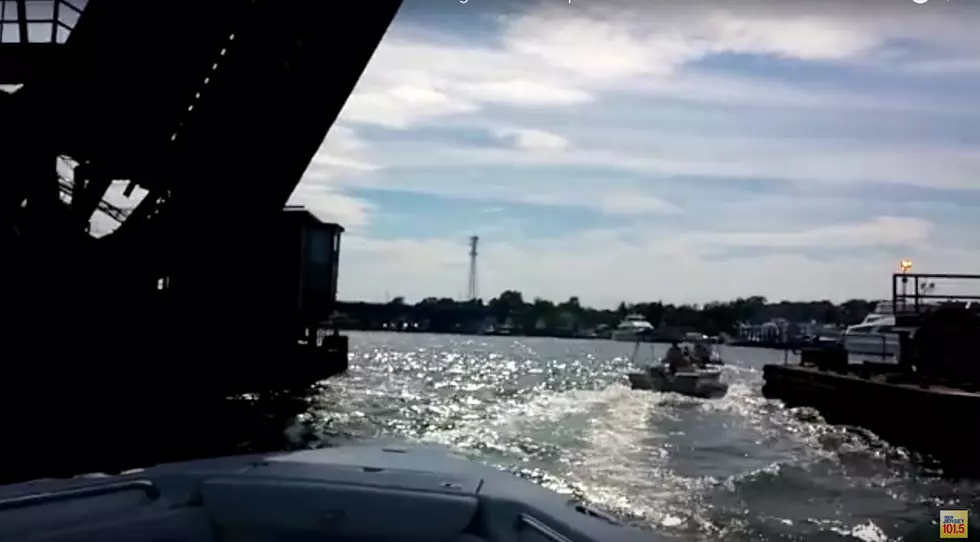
left=300, top=332, right=978, bottom=541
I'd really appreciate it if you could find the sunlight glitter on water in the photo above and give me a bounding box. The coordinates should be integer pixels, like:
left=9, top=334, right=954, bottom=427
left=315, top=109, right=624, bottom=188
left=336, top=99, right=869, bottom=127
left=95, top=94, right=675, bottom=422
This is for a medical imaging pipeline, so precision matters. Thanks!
left=303, top=332, right=979, bottom=541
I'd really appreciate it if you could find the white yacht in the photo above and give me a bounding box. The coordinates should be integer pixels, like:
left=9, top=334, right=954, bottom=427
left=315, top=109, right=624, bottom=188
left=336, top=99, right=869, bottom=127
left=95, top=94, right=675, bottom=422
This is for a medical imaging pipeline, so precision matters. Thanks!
left=842, top=301, right=901, bottom=359
left=610, top=314, right=655, bottom=342
left=0, top=442, right=656, bottom=542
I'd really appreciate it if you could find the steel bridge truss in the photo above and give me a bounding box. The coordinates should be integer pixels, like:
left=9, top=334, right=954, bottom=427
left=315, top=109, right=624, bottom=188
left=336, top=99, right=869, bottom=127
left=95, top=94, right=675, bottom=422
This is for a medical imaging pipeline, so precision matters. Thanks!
left=0, top=0, right=403, bottom=354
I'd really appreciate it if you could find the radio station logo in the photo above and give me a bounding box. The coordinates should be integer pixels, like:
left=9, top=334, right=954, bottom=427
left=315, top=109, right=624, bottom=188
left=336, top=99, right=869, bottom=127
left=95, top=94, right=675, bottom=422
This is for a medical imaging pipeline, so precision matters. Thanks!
left=940, top=510, right=968, bottom=539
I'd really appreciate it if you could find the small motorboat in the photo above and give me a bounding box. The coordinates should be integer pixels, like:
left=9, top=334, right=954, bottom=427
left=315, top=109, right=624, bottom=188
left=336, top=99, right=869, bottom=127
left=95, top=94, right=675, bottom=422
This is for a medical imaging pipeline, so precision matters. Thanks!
left=625, top=337, right=729, bottom=398
left=0, top=442, right=659, bottom=542
left=628, top=365, right=729, bottom=399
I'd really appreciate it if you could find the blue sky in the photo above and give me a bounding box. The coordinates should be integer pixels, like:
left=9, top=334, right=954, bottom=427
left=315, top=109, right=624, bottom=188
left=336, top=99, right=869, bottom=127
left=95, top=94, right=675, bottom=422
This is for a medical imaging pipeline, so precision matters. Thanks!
left=289, top=0, right=980, bottom=307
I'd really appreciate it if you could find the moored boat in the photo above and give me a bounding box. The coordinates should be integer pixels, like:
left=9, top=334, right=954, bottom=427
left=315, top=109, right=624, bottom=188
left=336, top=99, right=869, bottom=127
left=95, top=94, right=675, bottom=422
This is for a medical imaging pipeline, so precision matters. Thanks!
left=610, top=314, right=656, bottom=342
left=841, top=300, right=902, bottom=359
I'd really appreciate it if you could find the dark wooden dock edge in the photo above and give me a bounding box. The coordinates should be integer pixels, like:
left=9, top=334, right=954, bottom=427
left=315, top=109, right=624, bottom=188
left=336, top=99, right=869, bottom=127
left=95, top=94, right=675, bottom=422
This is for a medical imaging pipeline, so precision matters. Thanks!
left=762, top=272, right=980, bottom=474
left=762, top=363, right=979, bottom=473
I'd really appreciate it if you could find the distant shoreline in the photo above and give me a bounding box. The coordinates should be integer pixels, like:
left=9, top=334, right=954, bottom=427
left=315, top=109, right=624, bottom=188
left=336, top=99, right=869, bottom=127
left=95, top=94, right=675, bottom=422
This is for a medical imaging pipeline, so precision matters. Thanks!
left=340, top=327, right=808, bottom=351
left=331, top=293, right=867, bottom=346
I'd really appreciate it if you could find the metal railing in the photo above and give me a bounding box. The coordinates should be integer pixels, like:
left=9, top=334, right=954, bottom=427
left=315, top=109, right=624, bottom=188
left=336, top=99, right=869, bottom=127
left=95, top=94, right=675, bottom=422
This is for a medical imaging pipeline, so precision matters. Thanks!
left=842, top=331, right=893, bottom=360
left=892, top=272, right=980, bottom=316
left=0, top=480, right=159, bottom=511
left=57, top=175, right=132, bottom=224
left=0, top=0, right=85, bottom=44
left=517, top=514, right=575, bottom=542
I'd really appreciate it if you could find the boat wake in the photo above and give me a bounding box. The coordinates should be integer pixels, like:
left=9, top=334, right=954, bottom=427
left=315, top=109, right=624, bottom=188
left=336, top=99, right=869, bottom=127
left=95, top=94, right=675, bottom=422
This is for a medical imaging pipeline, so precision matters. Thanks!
left=300, top=334, right=979, bottom=540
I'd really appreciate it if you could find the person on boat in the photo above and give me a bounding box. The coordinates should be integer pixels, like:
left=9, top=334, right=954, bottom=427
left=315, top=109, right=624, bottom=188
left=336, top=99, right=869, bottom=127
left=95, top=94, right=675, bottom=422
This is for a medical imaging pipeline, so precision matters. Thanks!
left=693, top=342, right=712, bottom=365
left=682, top=345, right=693, bottom=364
left=663, top=341, right=687, bottom=374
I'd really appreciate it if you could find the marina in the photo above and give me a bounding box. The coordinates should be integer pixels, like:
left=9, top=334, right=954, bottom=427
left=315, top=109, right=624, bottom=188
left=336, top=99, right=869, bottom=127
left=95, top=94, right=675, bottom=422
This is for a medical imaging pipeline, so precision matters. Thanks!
left=762, top=270, right=980, bottom=472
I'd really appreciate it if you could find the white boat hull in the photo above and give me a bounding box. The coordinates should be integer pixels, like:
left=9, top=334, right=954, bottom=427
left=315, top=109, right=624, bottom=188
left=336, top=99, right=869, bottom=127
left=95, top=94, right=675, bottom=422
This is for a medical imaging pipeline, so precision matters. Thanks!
left=0, top=443, right=657, bottom=542
left=611, top=330, right=653, bottom=342
left=699, top=351, right=725, bottom=365
left=843, top=332, right=900, bottom=359
left=610, top=314, right=656, bottom=342
left=628, top=367, right=728, bottom=399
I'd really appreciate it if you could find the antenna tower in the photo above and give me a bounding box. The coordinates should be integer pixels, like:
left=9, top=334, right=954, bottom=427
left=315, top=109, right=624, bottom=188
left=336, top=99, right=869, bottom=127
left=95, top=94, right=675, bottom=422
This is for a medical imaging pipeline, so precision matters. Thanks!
left=466, top=235, right=479, bottom=301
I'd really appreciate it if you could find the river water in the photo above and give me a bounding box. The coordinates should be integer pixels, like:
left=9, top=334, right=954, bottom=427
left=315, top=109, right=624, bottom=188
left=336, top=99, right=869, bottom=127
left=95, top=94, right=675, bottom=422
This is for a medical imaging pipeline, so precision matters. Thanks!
left=301, top=332, right=978, bottom=542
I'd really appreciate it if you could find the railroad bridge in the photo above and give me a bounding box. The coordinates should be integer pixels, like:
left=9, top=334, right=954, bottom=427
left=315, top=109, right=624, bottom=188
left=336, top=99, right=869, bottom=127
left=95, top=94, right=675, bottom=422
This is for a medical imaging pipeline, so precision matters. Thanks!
left=0, top=0, right=402, bottom=479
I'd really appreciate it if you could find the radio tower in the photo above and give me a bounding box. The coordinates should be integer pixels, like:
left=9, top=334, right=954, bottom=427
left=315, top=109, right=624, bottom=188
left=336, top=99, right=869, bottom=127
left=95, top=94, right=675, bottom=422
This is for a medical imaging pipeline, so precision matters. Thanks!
left=466, top=235, right=479, bottom=301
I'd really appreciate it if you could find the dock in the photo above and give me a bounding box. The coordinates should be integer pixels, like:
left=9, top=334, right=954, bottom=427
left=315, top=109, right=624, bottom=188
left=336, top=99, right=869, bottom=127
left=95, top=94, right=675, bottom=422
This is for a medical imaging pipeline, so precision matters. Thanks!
left=762, top=272, right=980, bottom=473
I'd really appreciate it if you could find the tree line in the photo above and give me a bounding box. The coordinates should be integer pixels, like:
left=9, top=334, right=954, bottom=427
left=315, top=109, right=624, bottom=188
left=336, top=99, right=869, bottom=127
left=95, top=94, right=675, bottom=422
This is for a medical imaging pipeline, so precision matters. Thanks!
left=334, top=290, right=877, bottom=336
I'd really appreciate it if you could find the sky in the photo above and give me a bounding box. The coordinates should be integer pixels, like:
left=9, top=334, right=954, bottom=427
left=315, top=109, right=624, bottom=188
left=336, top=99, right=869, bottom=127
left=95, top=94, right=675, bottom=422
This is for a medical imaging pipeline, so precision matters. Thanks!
left=17, top=0, right=980, bottom=308
left=290, top=0, right=980, bottom=307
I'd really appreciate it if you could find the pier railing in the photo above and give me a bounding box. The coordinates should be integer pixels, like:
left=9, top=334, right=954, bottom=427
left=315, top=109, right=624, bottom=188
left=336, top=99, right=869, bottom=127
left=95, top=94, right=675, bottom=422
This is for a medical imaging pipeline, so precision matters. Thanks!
left=891, top=272, right=980, bottom=316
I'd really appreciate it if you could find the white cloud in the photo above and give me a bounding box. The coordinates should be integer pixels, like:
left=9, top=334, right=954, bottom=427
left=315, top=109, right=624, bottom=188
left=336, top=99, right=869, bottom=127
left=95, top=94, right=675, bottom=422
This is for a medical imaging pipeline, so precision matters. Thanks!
left=676, top=216, right=933, bottom=251
left=900, top=57, right=980, bottom=75
left=337, top=0, right=980, bottom=132
left=599, top=193, right=681, bottom=216
left=343, top=84, right=478, bottom=129
left=699, top=12, right=877, bottom=60
left=314, top=0, right=980, bottom=208
left=289, top=0, right=980, bottom=303
left=336, top=142, right=980, bottom=207
left=305, top=125, right=379, bottom=176
left=289, top=184, right=375, bottom=229
left=494, top=128, right=569, bottom=152
left=289, top=125, right=378, bottom=229
left=456, top=80, right=591, bottom=106
left=622, top=70, right=966, bottom=114
left=500, top=11, right=679, bottom=79
left=497, top=4, right=879, bottom=82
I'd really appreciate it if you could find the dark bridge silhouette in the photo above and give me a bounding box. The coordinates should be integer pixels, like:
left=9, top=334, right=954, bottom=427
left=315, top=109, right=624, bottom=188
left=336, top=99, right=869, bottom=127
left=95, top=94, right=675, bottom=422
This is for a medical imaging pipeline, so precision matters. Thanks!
left=0, top=0, right=402, bottom=481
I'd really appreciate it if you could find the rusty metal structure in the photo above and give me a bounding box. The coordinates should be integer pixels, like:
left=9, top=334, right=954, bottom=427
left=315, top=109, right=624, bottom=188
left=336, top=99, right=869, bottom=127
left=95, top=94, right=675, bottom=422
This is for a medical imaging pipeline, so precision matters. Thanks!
left=0, top=0, right=402, bottom=480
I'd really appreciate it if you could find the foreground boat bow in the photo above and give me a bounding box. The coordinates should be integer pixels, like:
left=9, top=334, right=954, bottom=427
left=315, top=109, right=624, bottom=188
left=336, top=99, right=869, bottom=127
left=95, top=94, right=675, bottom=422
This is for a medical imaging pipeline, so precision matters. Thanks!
left=0, top=443, right=660, bottom=542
